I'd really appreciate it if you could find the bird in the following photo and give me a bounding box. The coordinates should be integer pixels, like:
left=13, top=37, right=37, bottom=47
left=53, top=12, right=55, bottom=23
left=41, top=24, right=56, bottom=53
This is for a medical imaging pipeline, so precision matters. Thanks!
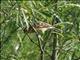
left=23, top=21, right=54, bottom=33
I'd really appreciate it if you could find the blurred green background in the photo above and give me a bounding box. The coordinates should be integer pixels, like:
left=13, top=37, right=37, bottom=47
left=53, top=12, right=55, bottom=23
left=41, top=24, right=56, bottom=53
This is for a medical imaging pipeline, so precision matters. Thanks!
left=0, top=0, right=80, bottom=60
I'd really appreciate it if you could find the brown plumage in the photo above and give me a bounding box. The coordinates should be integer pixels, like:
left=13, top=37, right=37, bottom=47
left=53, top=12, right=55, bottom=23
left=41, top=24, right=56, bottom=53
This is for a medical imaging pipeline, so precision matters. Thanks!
left=23, top=21, right=53, bottom=33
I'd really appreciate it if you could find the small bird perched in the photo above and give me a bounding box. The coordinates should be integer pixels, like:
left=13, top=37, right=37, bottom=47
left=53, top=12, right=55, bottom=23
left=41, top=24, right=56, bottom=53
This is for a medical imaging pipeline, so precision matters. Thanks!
left=23, top=21, right=54, bottom=33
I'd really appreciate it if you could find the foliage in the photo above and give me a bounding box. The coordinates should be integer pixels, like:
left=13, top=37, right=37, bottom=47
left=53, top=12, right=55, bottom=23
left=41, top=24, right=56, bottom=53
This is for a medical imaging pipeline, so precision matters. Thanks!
left=0, top=0, right=80, bottom=60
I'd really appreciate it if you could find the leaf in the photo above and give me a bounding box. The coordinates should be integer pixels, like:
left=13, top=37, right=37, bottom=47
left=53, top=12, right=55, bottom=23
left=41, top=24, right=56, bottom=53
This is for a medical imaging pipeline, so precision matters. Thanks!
left=21, top=8, right=29, bottom=30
